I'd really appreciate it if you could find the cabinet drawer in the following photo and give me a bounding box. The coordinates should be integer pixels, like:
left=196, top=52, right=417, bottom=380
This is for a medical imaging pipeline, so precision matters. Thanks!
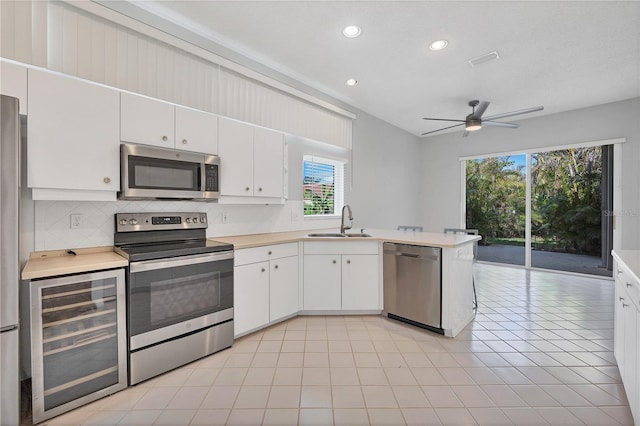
left=235, top=242, right=299, bottom=266
left=618, top=266, right=640, bottom=309
left=304, top=241, right=379, bottom=255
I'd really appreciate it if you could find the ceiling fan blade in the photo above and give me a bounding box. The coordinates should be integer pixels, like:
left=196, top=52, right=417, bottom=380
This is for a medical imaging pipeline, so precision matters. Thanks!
left=483, top=106, right=544, bottom=121
left=421, top=122, right=465, bottom=136
left=482, top=121, right=519, bottom=129
left=462, top=130, right=470, bottom=138
left=422, top=117, right=467, bottom=122
left=472, top=101, right=490, bottom=119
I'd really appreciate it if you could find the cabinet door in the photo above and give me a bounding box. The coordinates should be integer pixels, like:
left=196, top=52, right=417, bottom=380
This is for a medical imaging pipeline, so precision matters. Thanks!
left=175, top=107, right=218, bottom=155
left=622, top=301, right=637, bottom=416
left=28, top=69, right=120, bottom=193
left=342, top=255, right=380, bottom=310
left=234, top=262, right=270, bottom=336
left=253, top=127, right=284, bottom=198
left=121, top=93, right=174, bottom=148
left=615, top=276, right=626, bottom=369
left=270, top=256, right=299, bottom=322
left=218, top=117, right=254, bottom=196
left=303, top=255, right=341, bottom=310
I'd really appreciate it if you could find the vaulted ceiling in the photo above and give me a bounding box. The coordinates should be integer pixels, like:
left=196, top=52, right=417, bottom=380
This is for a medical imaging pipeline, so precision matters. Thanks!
left=103, top=1, right=640, bottom=138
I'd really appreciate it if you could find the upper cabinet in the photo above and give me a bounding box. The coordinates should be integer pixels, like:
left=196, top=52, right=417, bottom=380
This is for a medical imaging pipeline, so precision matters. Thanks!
left=27, top=69, right=120, bottom=201
left=218, top=117, right=285, bottom=203
left=0, top=60, right=28, bottom=114
left=121, top=93, right=218, bottom=155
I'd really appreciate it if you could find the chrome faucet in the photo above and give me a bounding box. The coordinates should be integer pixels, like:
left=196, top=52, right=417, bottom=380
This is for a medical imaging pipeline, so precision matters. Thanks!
left=340, top=204, right=353, bottom=234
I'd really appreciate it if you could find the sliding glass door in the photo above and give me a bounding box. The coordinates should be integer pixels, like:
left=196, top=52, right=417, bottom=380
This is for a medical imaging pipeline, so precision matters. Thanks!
left=465, top=146, right=612, bottom=277
left=466, top=155, right=526, bottom=266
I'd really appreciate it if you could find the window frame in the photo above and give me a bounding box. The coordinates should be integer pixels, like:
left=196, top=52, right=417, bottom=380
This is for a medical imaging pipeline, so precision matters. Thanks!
left=302, top=155, right=346, bottom=218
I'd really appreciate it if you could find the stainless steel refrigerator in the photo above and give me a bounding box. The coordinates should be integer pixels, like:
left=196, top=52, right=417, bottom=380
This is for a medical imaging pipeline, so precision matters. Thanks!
left=1, top=95, right=21, bottom=426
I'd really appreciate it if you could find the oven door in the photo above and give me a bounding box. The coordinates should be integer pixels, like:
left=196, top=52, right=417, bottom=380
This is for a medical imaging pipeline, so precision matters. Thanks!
left=127, top=251, right=233, bottom=350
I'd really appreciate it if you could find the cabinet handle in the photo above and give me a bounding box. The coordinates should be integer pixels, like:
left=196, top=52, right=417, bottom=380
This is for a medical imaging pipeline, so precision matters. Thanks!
left=103, top=177, right=111, bottom=184
left=259, top=187, right=263, bottom=192
left=274, top=265, right=279, bottom=269
left=245, top=187, right=250, bottom=191
left=626, top=282, right=633, bottom=288
left=623, top=303, right=629, bottom=308
left=268, top=251, right=272, bottom=255
left=346, top=260, right=351, bottom=264
left=332, top=260, right=336, bottom=264
left=162, top=135, right=168, bottom=142
left=620, top=296, right=625, bottom=301
left=261, top=268, right=266, bottom=273
left=182, top=139, right=188, bottom=144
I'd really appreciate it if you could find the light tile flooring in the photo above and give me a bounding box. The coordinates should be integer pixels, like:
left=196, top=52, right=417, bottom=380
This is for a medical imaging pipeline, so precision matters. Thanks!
left=43, top=264, right=634, bottom=425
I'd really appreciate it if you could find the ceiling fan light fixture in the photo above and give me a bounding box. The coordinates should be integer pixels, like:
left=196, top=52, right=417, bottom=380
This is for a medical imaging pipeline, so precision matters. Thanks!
left=342, top=25, right=362, bottom=38
left=429, top=39, right=448, bottom=51
left=465, top=119, right=482, bottom=131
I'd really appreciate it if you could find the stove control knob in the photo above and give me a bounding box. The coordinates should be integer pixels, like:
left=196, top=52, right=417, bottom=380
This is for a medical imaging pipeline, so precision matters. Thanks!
left=193, top=217, right=199, bottom=223
left=119, top=219, right=128, bottom=226
left=129, top=219, right=137, bottom=225
left=200, top=217, right=206, bottom=223
left=185, top=218, right=191, bottom=223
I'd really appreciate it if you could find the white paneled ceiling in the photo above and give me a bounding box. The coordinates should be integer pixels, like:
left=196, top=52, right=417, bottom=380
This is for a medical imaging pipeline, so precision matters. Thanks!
left=104, top=1, right=639, bottom=138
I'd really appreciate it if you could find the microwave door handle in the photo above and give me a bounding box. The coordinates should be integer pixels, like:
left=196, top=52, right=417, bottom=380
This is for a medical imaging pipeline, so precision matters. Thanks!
left=200, top=162, right=207, bottom=195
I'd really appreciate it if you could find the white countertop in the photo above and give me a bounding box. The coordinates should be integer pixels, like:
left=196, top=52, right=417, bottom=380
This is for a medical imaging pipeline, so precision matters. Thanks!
left=22, top=247, right=128, bottom=280
left=212, top=228, right=481, bottom=250
left=612, top=250, right=640, bottom=283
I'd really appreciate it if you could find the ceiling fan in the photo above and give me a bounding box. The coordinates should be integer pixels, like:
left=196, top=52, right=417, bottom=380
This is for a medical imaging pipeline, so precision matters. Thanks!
left=422, top=100, right=544, bottom=137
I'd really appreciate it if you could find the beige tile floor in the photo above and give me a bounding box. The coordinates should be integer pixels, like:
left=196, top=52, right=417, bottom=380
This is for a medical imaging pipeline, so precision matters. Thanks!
left=43, top=264, right=634, bottom=425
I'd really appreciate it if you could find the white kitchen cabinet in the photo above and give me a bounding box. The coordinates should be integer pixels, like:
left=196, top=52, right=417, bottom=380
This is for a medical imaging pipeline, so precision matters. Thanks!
left=303, top=255, right=342, bottom=310
left=218, top=117, right=285, bottom=202
left=612, top=251, right=640, bottom=425
left=27, top=69, right=120, bottom=201
left=234, top=261, right=270, bottom=336
left=234, top=242, right=299, bottom=336
left=253, top=127, right=285, bottom=198
left=121, top=92, right=218, bottom=154
left=303, top=241, right=381, bottom=312
left=1, top=59, right=27, bottom=114
left=269, top=255, right=299, bottom=322
left=341, top=255, right=380, bottom=310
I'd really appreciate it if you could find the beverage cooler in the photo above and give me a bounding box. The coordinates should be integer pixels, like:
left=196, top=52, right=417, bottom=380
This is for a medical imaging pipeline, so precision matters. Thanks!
left=29, top=269, right=127, bottom=423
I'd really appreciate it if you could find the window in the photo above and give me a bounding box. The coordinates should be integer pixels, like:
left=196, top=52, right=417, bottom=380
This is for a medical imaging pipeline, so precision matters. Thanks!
left=303, top=155, right=345, bottom=216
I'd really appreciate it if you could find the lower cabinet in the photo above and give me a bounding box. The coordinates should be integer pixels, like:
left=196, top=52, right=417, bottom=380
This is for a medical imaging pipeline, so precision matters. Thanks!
left=233, top=243, right=299, bottom=336
left=612, top=251, right=640, bottom=425
left=303, top=241, right=381, bottom=312
left=29, top=269, right=127, bottom=424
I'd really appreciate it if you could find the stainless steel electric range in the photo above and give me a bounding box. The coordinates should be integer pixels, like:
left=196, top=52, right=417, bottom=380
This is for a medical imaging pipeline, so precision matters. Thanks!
left=114, top=212, right=234, bottom=385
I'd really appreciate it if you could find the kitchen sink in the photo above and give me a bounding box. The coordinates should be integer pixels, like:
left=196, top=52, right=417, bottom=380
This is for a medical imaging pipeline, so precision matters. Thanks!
left=307, top=233, right=372, bottom=238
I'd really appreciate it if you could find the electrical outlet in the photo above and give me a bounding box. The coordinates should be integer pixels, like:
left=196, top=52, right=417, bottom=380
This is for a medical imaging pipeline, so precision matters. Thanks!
left=70, top=214, right=83, bottom=229
left=222, top=211, right=228, bottom=224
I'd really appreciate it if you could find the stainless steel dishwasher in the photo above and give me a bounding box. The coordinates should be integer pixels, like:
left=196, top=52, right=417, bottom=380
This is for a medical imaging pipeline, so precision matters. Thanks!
left=383, top=242, right=443, bottom=334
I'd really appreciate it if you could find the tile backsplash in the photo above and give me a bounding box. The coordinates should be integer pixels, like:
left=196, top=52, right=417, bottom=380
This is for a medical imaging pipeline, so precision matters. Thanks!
left=34, top=200, right=339, bottom=251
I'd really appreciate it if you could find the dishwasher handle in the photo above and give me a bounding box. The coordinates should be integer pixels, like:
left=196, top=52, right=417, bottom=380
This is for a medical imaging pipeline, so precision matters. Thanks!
left=383, top=243, right=441, bottom=262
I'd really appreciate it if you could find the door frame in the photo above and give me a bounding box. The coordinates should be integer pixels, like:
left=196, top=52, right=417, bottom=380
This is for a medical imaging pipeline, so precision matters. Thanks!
left=460, top=137, right=625, bottom=271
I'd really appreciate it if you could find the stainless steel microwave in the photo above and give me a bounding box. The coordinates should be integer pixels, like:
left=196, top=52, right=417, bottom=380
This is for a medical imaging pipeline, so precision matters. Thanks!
left=119, top=143, right=219, bottom=201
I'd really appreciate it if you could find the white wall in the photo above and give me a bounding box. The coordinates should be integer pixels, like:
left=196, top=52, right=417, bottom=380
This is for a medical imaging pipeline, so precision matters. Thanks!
left=350, top=110, right=422, bottom=231
left=419, top=97, right=640, bottom=250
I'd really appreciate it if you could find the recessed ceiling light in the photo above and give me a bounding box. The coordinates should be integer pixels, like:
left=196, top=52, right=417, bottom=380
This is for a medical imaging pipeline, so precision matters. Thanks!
left=342, top=25, right=362, bottom=38
left=429, top=39, right=448, bottom=51
left=345, top=78, right=358, bottom=86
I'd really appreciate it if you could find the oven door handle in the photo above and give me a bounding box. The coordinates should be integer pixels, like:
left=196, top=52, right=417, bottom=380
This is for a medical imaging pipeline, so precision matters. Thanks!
left=129, top=251, right=234, bottom=273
